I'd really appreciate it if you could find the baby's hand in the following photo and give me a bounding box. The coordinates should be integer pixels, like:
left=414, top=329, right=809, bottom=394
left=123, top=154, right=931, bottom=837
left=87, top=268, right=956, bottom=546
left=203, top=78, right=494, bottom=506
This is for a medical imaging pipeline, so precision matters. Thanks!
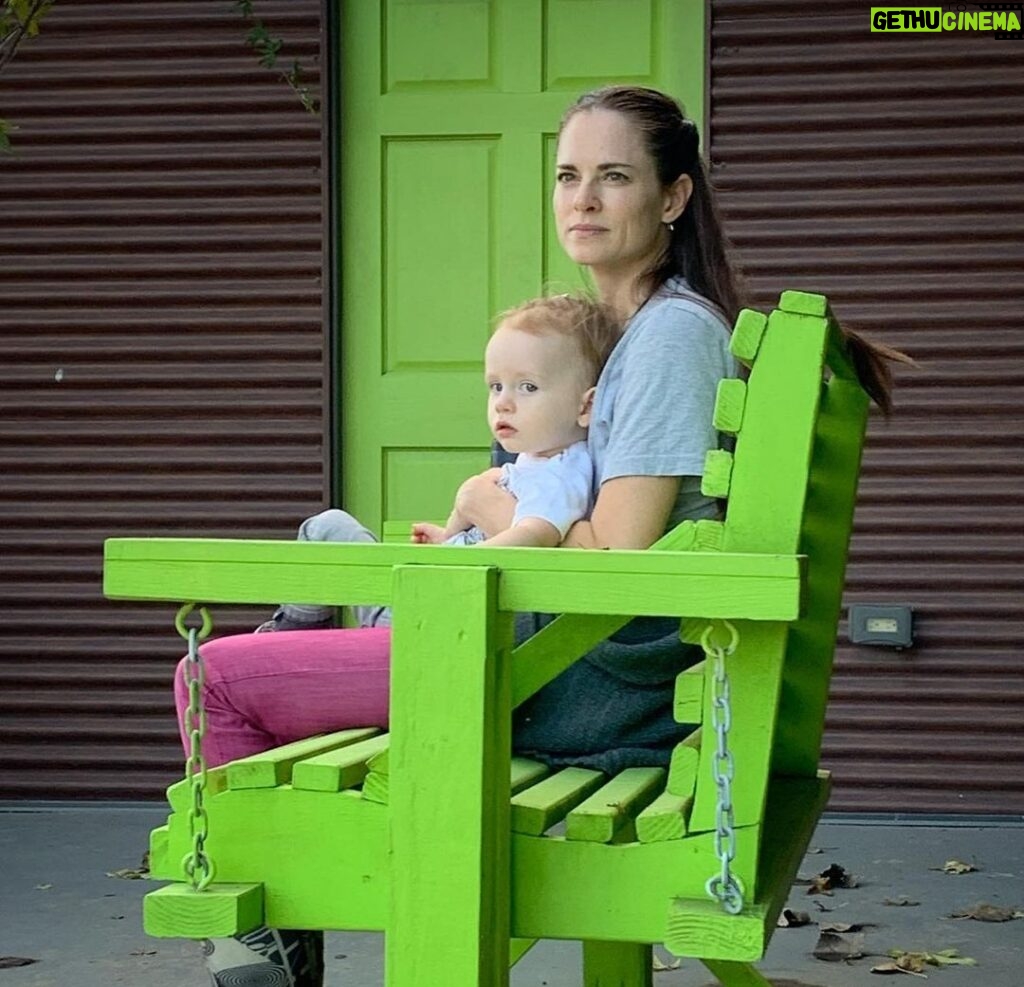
left=411, top=522, right=448, bottom=545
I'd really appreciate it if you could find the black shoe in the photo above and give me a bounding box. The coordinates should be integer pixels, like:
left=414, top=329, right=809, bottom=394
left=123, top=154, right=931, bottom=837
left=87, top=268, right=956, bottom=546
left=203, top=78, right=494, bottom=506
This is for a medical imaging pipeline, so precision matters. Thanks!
left=254, top=609, right=334, bottom=633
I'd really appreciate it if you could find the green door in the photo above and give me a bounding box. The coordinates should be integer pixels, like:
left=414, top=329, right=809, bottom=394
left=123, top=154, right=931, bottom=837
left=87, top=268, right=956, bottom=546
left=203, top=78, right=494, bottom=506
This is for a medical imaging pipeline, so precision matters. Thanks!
left=339, top=0, right=705, bottom=532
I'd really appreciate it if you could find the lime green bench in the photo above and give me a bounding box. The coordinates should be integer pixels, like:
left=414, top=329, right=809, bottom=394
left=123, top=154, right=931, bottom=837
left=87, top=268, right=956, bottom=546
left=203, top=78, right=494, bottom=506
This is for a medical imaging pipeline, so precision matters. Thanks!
left=104, top=291, right=869, bottom=987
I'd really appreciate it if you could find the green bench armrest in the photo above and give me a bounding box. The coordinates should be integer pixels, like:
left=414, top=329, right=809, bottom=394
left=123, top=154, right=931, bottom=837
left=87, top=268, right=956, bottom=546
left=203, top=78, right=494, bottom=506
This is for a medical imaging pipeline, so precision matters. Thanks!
left=104, top=537, right=804, bottom=621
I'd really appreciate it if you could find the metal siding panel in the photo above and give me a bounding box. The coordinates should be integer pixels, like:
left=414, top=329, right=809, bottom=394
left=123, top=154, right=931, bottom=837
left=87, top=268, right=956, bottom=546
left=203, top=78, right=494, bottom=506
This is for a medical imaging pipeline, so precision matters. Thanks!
left=711, top=1, right=1024, bottom=813
left=0, top=1, right=327, bottom=799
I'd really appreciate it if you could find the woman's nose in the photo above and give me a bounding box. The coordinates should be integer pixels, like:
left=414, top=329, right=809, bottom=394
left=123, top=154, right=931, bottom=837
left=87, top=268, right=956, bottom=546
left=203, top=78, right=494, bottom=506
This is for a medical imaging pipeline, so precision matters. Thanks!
left=573, top=179, right=599, bottom=212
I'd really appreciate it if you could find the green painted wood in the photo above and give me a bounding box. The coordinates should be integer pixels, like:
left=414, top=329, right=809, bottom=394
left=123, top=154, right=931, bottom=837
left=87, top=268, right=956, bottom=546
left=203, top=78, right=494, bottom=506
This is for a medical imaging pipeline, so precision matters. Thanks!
left=701, top=959, right=773, bottom=987
left=362, top=753, right=547, bottom=807
left=701, top=450, right=734, bottom=498
left=673, top=661, right=705, bottom=724
left=688, top=621, right=787, bottom=849
left=511, top=825, right=759, bottom=942
left=510, top=757, right=550, bottom=795
left=582, top=941, right=653, bottom=987
left=565, top=767, right=666, bottom=843
left=103, top=538, right=803, bottom=621
left=509, top=517, right=715, bottom=709
left=511, top=612, right=632, bottom=709
left=387, top=564, right=513, bottom=985
left=148, top=786, right=390, bottom=929
left=361, top=772, right=389, bottom=805
left=144, top=883, right=263, bottom=939
left=773, top=379, right=869, bottom=779
left=666, top=730, right=702, bottom=798
left=511, top=767, right=605, bottom=836
left=289, top=734, right=390, bottom=792
left=755, top=773, right=831, bottom=941
left=635, top=790, right=692, bottom=843
left=664, top=899, right=767, bottom=964
left=778, top=289, right=828, bottom=318
left=694, top=520, right=725, bottom=552
left=728, top=310, right=767, bottom=365
left=712, top=378, right=747, bottom=434
left=226, top=728, right=381, bottom=790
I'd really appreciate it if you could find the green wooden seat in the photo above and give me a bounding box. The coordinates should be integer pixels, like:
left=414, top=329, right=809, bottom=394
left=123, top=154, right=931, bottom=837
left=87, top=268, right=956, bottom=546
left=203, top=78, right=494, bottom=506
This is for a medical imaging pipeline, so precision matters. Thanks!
left=104, top=290, right=870, bottom=987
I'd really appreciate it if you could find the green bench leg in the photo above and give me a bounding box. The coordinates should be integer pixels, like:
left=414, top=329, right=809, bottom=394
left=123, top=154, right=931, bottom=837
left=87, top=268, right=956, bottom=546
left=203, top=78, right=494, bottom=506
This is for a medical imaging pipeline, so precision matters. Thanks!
left=702, top=958, right=773, bottom=987
left=583, top=941, right=653, bottom=987
left=386, top=564, right=513, bottom=987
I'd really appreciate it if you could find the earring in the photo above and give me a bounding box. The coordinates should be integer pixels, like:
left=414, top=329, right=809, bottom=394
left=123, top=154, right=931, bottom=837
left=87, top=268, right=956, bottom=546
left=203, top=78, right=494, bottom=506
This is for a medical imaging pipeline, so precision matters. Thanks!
left=666, top=221, right=675, bottom=233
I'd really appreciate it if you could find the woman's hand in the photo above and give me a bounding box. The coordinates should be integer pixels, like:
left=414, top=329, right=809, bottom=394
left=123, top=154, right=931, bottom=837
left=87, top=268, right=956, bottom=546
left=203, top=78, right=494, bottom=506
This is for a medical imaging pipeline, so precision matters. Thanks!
left=453, top=468, right=516, bottom=539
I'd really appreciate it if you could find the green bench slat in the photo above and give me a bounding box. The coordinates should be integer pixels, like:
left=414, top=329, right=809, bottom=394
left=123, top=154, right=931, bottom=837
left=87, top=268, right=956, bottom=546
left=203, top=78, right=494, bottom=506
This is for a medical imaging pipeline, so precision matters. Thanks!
left=291, top=734, right=392, bottom=792
left=510, top=767, right=605, bottom=836
left=226, top=728, right=382, bottom=790
left=565, top=767, right=666, bottom=843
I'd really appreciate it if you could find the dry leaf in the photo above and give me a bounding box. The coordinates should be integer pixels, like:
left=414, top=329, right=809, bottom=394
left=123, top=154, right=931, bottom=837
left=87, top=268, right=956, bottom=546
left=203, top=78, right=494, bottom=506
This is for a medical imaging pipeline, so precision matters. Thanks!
left=949, top=902, right=1022, bottom=922
left=130, top=949, right=158, bottom=956
left=870, top=960, right=928, bottom=978
left=652, top=954, right=681, bottom=971
left=883, top=897, right=920, bottom=907
left=803, top=862, right=858, bottom=895
left=106, top=867, right=149, bottom=880
left=820, top=921, right=875, bottom=933
left=34, top=883, right=52, bottom=890
left=778, top=908, right=812, bottom=928
left=813, top=930, right=867, bottom=962
left=888, top=948, right=976, bottom=969
left=931, top=859, right=977, bottom=875
left=0, top=957, right=38, bottom=969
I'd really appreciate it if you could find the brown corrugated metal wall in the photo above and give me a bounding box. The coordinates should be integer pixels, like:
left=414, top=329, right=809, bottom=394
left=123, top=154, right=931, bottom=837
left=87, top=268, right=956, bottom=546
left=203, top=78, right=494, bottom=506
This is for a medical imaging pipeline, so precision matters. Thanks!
left=0, top=2, right=328, bottom=799
left=710, top=0, right=1024, bottom=813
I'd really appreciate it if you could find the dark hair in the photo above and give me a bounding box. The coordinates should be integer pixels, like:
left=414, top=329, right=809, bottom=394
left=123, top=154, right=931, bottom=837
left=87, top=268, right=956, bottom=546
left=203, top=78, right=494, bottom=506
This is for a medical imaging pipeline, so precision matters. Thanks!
left=496, top=293, right=621, bottom=384
left=559, top=85, right=745, bottom=324
left=560, top=85, right=913, bottom=415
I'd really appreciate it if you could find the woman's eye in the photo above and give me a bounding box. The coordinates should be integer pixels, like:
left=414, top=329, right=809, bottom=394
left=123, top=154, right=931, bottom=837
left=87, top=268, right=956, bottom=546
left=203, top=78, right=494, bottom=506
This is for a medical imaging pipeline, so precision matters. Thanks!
left=603, top=171, right=627, bottom=183
left=555, top=171, right=576, bottom=184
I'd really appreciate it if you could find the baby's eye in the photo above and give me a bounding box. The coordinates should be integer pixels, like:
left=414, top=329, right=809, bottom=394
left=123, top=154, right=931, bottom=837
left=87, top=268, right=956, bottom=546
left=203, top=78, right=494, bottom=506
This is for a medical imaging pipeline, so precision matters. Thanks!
left=519, top=382, right=538, bottom=393
left=488, top=382, right=502, bottom=393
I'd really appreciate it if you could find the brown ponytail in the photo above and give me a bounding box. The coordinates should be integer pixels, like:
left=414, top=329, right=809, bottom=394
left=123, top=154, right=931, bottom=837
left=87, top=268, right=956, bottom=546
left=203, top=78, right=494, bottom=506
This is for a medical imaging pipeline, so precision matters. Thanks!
left=840, top=328, right=917, bottom=417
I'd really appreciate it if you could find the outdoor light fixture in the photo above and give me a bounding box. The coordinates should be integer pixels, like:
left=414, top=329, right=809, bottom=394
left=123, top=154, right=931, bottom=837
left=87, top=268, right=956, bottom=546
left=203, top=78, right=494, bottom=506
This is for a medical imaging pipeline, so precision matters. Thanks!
left=848, top=604, right=914, bottom=650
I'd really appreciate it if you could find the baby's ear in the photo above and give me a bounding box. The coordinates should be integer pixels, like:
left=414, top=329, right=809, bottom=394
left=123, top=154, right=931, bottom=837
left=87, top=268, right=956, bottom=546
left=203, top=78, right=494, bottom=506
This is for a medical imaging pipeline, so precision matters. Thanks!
left=577, top=386, right=596, bottom=428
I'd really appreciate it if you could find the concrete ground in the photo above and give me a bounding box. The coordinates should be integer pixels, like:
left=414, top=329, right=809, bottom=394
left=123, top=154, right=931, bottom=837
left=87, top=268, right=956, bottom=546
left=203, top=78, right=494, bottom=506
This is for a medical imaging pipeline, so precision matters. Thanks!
left=1, top=804, right=1022, bottom=987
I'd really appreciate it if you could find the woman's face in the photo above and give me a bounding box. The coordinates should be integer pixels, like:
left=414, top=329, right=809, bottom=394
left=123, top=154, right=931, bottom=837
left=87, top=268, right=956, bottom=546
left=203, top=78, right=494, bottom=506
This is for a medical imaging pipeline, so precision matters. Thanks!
left=553, top=108, right=687, bottom=277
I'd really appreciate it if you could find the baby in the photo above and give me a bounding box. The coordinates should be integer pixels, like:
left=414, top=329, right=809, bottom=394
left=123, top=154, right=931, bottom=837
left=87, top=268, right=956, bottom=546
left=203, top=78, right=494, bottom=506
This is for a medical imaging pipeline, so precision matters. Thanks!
left=256, top=294, right=619, bottom=633
left=412, top=293, right=620, bottom=548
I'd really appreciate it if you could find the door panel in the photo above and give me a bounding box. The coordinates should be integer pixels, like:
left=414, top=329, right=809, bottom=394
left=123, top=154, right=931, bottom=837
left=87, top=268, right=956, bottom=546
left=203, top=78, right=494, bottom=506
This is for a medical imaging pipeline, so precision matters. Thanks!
left=339, top=0, right=703, bottom=531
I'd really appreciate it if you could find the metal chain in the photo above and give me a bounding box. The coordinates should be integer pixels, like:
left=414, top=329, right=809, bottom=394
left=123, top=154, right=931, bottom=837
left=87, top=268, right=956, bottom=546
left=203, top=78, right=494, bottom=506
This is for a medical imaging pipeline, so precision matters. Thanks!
left=702, top=620, right=744, bottom=915
left=175, top=603, right=214, bottom=892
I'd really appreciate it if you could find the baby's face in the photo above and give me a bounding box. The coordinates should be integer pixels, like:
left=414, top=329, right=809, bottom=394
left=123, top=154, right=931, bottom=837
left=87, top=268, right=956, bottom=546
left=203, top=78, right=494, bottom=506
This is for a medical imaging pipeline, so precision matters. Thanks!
left=484, top=323, right=592, bottom=458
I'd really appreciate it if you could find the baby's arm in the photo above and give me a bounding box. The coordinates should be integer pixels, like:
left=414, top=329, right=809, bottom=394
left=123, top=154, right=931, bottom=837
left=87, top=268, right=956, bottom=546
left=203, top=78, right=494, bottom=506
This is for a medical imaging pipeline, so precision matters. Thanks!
left=410, top=507, right=472, bottom=544
left=475, top=516, right=560, bottom=548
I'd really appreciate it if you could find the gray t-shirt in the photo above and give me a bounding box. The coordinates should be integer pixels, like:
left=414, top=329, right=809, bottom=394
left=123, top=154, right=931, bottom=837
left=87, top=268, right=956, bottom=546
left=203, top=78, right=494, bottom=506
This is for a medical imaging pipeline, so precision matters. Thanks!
left=512, top=278, right=738, bottom=773
left=589, top=275, right=736, bottom=529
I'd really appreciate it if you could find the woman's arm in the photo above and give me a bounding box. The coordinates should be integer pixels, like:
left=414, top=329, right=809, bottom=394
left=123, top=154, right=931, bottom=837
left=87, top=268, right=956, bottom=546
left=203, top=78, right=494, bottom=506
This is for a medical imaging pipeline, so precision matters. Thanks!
left=561, top=474, right=681, bottom=550
left=453, top=468, right=517, bottom=539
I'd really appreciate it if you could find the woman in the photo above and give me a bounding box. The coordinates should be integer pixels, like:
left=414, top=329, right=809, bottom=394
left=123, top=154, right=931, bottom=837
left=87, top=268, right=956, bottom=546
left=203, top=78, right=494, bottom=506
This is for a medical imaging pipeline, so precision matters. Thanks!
left=184, top=86, right=899, bottom=985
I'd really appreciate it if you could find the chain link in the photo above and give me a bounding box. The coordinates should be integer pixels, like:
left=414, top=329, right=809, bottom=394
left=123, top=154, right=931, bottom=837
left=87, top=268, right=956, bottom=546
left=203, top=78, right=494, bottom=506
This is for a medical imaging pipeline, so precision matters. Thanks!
left=176, top=604, right=214, bottom=892
left=702, top=620, right=744, bottom=915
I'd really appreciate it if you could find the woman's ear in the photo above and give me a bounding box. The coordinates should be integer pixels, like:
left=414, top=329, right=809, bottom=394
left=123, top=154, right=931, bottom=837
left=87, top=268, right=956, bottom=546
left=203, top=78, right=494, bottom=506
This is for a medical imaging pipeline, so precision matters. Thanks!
left=577, top=386, right=597, bottom=428
left=663, top=173, right=693, bottom=226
